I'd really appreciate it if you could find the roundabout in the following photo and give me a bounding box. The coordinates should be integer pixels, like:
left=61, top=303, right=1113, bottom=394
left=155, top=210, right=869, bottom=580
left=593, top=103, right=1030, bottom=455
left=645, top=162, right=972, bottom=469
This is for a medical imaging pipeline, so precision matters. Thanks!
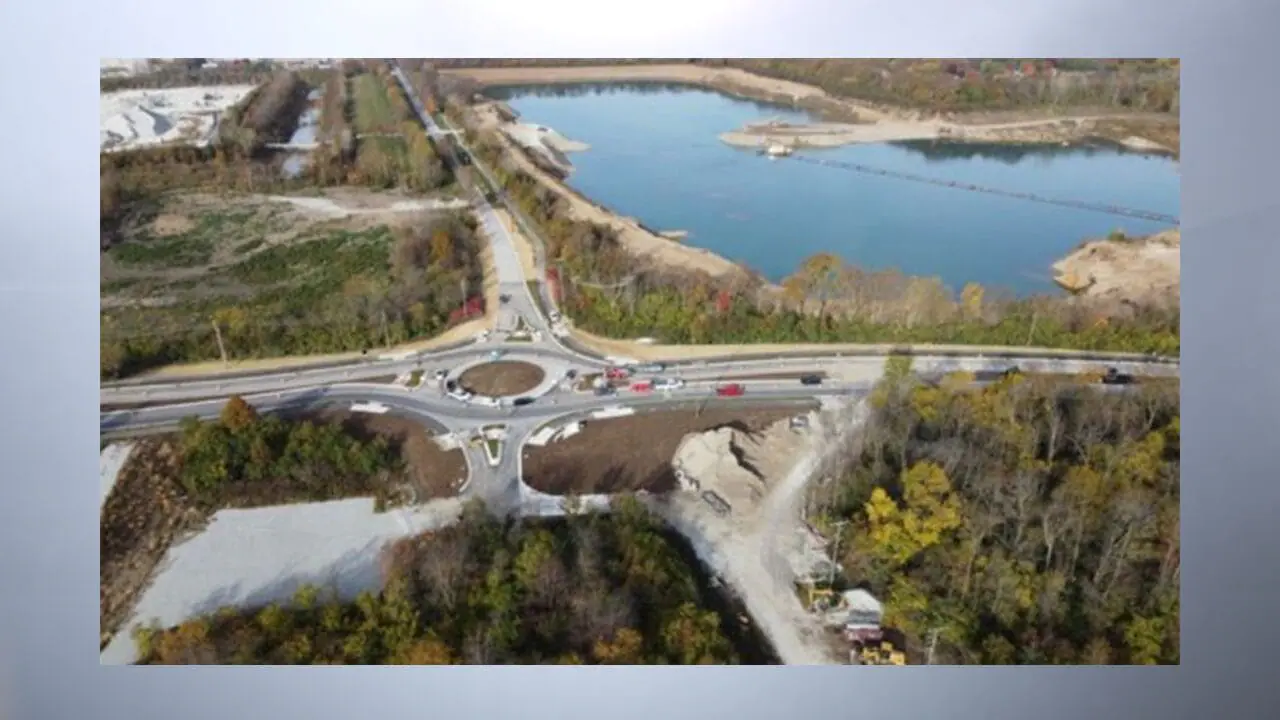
left=457, top=360, right=545, bottom=397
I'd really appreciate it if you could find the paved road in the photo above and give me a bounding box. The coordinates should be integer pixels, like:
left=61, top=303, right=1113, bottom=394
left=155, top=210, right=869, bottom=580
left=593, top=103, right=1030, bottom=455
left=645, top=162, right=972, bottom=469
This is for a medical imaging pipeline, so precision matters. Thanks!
left=99, top=60, right=1183, bottom=511
left=97, top=62, right=1183, bottom=664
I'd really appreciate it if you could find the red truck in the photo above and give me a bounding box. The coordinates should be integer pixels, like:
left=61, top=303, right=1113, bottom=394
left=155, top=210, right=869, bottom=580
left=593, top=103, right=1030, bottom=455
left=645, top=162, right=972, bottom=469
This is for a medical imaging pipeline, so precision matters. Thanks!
left=631, top=380, right=653, bottom=393
left=716, top=383, right=745, bottom=397
left=605, top=367, right=631, bottom=380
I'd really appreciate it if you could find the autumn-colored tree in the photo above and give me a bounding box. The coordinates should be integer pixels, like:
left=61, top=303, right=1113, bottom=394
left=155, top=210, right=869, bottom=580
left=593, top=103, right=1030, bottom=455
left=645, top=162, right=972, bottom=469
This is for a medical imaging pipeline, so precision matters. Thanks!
left=219, top=395, right=258, bottom=432
left=861, top=461, right=962, bottom=569
left=395, top=637, right=455, bottom=664
left=591, top=627, right=645, bottom=664
left=819, top=374, right=1180, bottom=664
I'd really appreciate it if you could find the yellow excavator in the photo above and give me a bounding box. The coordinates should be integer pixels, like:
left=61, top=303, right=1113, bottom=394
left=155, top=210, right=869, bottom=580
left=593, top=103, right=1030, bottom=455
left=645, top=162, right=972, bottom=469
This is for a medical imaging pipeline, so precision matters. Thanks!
left=855, top=641, right=907, bottom=666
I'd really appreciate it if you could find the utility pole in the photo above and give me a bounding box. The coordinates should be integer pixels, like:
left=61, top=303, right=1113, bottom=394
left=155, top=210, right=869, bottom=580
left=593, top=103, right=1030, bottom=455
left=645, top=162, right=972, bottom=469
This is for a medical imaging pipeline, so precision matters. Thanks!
left=926, top=628, right=941, bottom=665
left=827, top=519, right=849, bottom=587
left=211, top=318, right=228, bottom=367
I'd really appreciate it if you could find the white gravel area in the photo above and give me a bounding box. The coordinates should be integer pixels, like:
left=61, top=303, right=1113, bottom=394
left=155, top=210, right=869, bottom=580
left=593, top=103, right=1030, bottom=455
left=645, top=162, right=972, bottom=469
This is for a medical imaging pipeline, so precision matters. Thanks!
left=101, top=497, right=464, bottom=665
left=99, top=442, right=135, bottom=510
left=100, top=85, right=258, bottom=152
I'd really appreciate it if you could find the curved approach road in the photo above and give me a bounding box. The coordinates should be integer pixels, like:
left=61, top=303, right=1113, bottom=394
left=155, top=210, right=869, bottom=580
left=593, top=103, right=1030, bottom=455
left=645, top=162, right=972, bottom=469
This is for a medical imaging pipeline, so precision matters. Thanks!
left=98, top=61, right=1181, bottom=664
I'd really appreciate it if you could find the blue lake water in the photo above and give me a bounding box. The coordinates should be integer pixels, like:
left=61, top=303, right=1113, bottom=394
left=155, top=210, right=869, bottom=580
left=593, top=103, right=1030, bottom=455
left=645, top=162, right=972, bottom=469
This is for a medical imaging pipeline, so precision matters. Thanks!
left=488, top=83, right=1181, bottom=296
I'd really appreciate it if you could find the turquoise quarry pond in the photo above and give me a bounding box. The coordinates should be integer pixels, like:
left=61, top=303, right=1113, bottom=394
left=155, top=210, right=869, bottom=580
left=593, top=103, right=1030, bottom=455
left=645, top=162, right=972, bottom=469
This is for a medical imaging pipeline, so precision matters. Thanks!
left=487, top=83, right=1180, bottom=296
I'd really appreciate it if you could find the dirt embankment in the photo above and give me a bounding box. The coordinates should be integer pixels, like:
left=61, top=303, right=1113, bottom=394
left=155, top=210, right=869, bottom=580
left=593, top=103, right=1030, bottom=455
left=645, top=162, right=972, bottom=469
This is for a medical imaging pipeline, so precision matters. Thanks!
left=470, top=102, right=746, bottom=280
left=1052, top=228, right=1180, bottom=308
left=522, top=405, right=815, bottom=495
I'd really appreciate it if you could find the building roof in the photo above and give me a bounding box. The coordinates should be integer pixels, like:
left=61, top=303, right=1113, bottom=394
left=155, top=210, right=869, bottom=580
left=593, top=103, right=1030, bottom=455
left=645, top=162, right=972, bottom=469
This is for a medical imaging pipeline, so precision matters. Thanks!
left=842, top=589, right=883, bottom=615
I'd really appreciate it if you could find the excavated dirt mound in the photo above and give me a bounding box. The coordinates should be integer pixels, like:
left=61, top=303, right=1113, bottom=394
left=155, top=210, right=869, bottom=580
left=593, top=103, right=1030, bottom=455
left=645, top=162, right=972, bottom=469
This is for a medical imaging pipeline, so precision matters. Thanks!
left=522, top=404, right=815, bottom=495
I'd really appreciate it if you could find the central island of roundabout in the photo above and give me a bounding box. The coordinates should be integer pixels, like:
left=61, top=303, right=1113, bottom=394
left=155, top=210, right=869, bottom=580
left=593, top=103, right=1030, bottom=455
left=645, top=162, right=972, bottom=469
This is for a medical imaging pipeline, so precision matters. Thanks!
left=444, top=350, right=575, bottom=405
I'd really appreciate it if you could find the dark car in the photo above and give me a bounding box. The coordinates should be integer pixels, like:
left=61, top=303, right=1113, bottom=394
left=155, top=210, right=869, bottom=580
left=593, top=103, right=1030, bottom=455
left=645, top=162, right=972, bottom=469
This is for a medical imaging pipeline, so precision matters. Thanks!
left=512, top=397, right=535, bottom=407
left=1101, top=367, right=1136, bottom=385
left=457, top=151, right=472, bottom=166
left=799, top=374, right=823, bottom=386
left=565, top=369, right=578, bottom=379
left=445, top=379, right=458, bottom=392
left=974, top=366, right=1021, bottom=383
left=499, top=293, right=511, bottom=304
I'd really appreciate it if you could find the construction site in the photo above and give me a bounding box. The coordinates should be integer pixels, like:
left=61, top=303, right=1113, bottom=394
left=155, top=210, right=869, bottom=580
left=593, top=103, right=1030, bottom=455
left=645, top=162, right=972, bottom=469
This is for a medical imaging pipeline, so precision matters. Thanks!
left=521, top=402, right=910, bottom=665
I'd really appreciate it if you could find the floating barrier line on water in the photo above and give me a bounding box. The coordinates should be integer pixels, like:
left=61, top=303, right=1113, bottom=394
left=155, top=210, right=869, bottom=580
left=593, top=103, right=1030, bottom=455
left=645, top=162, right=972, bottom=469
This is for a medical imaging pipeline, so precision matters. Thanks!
left=785, top=155, right=1180, bottom=225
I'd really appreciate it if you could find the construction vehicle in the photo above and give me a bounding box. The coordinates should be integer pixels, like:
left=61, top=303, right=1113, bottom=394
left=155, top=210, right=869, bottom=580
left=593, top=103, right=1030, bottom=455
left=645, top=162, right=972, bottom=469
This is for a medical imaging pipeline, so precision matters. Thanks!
left=852, top=640, right=907, bottom=666
left=802, top=585, right=836, bottom=612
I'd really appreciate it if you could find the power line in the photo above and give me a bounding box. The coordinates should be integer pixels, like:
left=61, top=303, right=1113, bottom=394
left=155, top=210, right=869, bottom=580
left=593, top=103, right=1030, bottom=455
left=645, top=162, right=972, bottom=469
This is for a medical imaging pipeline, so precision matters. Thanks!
left=784, top=154, right=1179, bottom=225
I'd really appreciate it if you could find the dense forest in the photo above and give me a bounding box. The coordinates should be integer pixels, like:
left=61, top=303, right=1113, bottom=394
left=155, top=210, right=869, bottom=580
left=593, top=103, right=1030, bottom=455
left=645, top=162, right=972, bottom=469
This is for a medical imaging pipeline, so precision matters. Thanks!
left=806, top=367, right=1180, bottom=664
left=459, top=118, right=1178, bottom=356
left=132, top=497, right=752, bottom=664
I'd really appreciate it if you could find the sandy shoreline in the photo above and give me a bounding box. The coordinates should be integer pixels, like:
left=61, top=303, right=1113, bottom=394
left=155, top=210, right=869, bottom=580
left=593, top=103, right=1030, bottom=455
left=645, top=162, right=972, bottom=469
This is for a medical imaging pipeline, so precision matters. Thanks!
left=1052, top=228, right=1180, bottom=308
left=719, top=116, right=1176, bottom=154
left=470, top=102, right=746, bottom=280
left=444, top=64, right=1179, bottom=154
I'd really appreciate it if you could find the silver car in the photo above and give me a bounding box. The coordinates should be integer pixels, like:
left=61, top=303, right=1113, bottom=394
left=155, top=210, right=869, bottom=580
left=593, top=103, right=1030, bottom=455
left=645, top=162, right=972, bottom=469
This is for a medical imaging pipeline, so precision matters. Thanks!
left=653, top=377, right=685, bottom=391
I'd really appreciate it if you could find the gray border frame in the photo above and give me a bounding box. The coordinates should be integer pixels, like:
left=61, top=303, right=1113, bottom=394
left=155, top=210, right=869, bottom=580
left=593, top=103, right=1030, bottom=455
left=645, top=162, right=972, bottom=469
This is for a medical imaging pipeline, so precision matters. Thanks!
left=1, top=0, right=1276, bottom=716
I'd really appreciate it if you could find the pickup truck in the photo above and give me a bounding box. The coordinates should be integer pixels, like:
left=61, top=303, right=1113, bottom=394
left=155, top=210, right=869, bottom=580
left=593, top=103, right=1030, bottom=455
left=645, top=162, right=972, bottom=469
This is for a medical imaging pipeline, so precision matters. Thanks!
left=716, top=383, right=745, bottom=397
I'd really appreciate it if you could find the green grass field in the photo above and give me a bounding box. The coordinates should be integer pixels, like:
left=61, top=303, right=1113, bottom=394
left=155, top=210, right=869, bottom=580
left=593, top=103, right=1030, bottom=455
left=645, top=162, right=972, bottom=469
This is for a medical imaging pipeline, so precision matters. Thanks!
left=352, top=73, right=402, bottom=134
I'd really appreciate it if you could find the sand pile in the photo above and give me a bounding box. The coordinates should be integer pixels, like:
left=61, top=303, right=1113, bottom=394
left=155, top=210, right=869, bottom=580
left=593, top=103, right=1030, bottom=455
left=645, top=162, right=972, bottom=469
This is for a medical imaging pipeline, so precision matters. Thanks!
left=1052, top=228, right=1180, bottom=307
left=673, top=418, right=809, bottom=515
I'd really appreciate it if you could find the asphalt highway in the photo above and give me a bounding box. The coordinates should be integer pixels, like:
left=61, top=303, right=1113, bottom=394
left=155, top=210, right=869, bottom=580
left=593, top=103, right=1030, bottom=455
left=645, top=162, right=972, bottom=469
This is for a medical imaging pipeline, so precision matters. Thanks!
left=99, top=60, right=1182, bottom=500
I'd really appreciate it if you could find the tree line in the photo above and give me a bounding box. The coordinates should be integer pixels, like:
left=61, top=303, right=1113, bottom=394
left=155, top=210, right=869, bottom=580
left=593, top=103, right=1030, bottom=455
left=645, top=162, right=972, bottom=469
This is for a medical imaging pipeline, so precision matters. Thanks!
left=175, top=396, right=402, bottom=510
left=219, top=70, right=311, bottom=155
left=402, top=58, right=1177, bottom=115
left=100, top=59, right=278, bottom=93
left=709, top=59, right=1179, bottom=115
left=132, top=496, right=749, bottom=664
left=807, top=370, right=1179, bottom=664
left=307, top=63, right=450, bottom=191
left=461, top=118, right=1178, bottom=356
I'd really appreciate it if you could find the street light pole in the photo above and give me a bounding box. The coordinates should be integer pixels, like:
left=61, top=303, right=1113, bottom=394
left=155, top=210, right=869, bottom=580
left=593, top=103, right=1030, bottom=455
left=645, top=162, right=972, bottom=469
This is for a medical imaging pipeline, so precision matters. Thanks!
left=827, top=519, right=849, bottom=587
